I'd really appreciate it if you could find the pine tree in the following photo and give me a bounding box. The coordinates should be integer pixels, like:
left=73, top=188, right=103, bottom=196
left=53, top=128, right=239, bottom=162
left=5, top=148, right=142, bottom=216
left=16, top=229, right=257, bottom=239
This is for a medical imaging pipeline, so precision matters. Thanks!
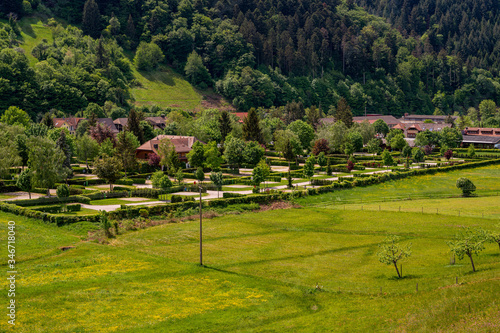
left=115, top=131, right=138, bottom=177
left=242, top=108, right=263, bottom=143
left=336, top=98, right=353, bottom=128
left=219, top=111, right=232, bottom=142
left=82, top=0, right=101, bottom=38
left=56, top=131, right=72, bottom=176
left=126, top=14, right=136, bottom=44
left=126, top=109, right=144, bottom=143
left=96, top=36, right=108, bottom=68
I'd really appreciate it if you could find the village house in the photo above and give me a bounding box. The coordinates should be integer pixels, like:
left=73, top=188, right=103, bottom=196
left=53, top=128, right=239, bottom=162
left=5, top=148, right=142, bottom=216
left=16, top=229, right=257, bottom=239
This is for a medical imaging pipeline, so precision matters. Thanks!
left=52, top=117, right=86, bottom=135
left=135, top=135, right=201, bottom=161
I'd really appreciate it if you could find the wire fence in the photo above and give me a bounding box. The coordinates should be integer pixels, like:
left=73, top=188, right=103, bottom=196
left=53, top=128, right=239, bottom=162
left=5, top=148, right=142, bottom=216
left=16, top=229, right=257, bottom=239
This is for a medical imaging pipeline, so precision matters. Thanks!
left=309, top=191, right=500, bottom=219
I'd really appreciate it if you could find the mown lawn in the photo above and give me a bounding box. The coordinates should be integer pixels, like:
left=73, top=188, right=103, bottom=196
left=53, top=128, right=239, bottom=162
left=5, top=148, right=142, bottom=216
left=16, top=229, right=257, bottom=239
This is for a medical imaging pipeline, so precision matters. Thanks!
left=1, top=197, right=499, bottom=332
left=89, top=198, right=157, bottom=206
left=297, top=164, right=500, bottom=205
left=17, top=16, right=55, bottom=66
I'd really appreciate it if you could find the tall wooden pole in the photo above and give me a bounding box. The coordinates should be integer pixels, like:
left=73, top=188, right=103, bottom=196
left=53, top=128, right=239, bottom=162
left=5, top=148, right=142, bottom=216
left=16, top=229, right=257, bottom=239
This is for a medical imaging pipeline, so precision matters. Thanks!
left=199, top=186, right=203, bottom=266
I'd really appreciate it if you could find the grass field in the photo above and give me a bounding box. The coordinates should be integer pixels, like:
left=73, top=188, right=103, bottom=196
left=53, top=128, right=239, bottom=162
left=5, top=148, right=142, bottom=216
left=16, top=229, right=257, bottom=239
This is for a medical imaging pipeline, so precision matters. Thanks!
left=298, top=164, right=500, bottom=205
left=1, top=193, right=499, bottom=332
left=17, top=17, right=54, bottom=66
left=89, top=198, right=157, bottom=206
left=130, top=67, right=203, bottom=110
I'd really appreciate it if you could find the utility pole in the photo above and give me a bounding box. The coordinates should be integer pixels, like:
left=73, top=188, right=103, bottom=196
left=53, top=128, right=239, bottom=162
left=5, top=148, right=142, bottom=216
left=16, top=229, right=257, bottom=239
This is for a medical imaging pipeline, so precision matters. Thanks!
left=199, top=186, right=203, bottom=266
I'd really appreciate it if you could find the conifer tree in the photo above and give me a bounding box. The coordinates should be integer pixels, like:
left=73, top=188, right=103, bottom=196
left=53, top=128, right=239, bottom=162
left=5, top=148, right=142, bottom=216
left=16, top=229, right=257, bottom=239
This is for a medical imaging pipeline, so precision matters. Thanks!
left=126, top=14, right=136, bottom=44
left=219, top=111, right=232, bottom=142
left=336, top=98, right=353, bottom=128
left=115, top=131, right=138, bottom=177
left=56, top=131, right=72, bottom=174
left=242, top=108, right=263, bottom=143
left=126, top=109, right=144, bottom=143
left=82, top=0, right=101, bottom=38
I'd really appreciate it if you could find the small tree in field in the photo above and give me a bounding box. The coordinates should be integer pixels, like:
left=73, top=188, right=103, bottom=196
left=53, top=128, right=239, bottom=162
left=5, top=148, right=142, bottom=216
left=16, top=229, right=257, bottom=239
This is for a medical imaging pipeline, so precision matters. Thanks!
left=317, top=152, right=327, bottom=171
left=444, top=149, right=453, bottom=161
left=16, top=169, right=33, bottom=199
left=485, top=230, right=500, bottom=252
left=176, top=168, right=184, bottom=185
left=467, top=144, right=476, bottom=158
left=303, top=156, right=315, bottom=184
left=381, top=149, right=393, bottom=169
left=195, top=167, right=205, bottom=183
left=210, top=171, right=223, bottom=198
left=456, top=177, right=476, bottom=197
left=346, top=159, right=354, bottom=172
left=447, top=228, right=485, bottom=272
left=377, top=235, right=412, bottom=278
left=56, top=184, right=70, bottom=198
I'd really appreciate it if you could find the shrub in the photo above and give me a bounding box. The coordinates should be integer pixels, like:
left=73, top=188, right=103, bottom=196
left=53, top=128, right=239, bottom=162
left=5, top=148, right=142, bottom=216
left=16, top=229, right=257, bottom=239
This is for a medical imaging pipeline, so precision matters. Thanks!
left=456, top=177, right=476, bottom=197
left=139, top=209, right=149, bottom=218
left=57, top=184, right=70, bottom=198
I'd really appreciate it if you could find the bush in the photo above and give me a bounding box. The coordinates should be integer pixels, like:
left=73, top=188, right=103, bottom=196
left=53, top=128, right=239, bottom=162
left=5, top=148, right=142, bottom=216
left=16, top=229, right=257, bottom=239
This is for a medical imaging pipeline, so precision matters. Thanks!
left=456, top=177, right=476, bottom=197
left=171, top=195, right=196, bottom=203
left=115, top=178, right=134, bottom=186
left=139, top=209, right=149, bottom=218
left=222, top=192, right=245, bottom=198
left=56, top=184, right=70, bottom=198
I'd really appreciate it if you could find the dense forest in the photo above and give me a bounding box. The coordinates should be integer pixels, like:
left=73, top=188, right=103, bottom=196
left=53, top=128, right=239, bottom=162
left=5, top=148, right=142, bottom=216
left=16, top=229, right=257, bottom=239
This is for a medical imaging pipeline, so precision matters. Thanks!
left=2, top=0, right=500, bottom=120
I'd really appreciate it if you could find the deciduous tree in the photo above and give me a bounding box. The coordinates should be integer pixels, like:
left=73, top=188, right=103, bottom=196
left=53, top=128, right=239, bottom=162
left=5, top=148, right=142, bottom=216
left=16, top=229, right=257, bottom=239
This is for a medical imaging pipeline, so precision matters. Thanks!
left=377, top=235, right=412, bottom=278
left=448, top=228, right=485, bottom=272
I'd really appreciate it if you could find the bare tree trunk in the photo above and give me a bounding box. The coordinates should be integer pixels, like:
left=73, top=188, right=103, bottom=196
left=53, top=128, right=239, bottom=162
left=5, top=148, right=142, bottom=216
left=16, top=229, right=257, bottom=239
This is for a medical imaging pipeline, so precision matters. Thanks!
left=468, top=253, right=476, bottom=272
left=28, top=191, right=31, bottom=199
left=393, top=261, right=401, bottom=278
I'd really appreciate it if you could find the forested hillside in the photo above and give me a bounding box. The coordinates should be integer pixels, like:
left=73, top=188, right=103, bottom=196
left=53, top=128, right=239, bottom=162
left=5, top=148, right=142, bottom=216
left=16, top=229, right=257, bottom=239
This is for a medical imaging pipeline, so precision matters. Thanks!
left=2, top=0, right=500, bottom=119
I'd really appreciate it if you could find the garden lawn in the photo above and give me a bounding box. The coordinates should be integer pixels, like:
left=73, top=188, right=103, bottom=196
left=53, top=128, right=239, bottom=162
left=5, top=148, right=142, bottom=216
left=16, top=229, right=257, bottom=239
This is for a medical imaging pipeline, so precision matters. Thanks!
left=89, top=198, right=157, bottom=206
left=1, top=201, right=499, bottom=332
left=297, top=164, right=500, bottom=205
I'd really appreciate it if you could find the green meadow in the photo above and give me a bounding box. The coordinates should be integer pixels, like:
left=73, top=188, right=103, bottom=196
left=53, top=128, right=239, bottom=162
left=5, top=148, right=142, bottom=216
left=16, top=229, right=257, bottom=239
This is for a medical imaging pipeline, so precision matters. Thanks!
left=298, top=164, right=500, bottom=205
left=1, top=193, right=499, bottom=332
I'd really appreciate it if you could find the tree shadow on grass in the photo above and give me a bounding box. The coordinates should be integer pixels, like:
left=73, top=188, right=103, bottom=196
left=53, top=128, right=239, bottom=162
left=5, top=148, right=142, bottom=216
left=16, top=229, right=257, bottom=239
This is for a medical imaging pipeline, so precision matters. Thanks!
left=138, top=69, right=176, bottom=86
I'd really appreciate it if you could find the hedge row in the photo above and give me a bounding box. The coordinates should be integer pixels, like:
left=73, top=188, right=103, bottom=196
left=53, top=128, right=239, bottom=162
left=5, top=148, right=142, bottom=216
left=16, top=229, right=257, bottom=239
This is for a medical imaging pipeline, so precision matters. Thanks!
left=0, top=185, right=19, bottom=193
left=171, top=195, right=196, bottom=203
left=32, top=204, right=81, bottom=214
left=9, top=195, right=92, bottom=207
left=222, top=192, right=245, bottom=198
left=0, top=202, right=99, bottom=226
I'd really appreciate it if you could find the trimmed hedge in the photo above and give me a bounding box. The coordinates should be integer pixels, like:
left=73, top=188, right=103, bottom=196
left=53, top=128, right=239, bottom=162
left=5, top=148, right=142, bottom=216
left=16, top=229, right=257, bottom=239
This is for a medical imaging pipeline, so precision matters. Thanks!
left=115, top=179, right=134, bottom=186
left=9, top=195, right=91, bottom=207
left=0, top=202, right=99, bottom=226
left=171, top=195, right=196, bottom=203
left=32, top=204, right=81, bottom=214
left=223, top=192, right=244, bottom=198
left=0, top=185, right=19, bottom=193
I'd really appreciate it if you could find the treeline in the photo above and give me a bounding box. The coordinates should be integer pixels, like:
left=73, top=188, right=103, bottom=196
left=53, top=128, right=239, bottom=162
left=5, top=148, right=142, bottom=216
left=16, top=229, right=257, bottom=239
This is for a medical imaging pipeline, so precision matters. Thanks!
left=355, top=0, right=500, bottom=70
left=2, top=0, right=500, bottom=117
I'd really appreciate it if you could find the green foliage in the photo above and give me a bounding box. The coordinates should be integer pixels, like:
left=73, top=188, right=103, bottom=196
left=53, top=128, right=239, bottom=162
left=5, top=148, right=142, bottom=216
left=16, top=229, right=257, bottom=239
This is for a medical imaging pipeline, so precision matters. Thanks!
left=317, top=152, right=327, bottom=169
left=377, top=235, right=412, bottom=278
left=381, top=149, right=394, bottom=167
left=204, top=141, right=223, bottom=170
left=134, top=42, right=165, bottom=71
left=100, top=211, right=112, bottom=238
left=175, top=168, right=184, bottom=185
left=242, top=108, right=263, bottom=143
left=75, top=135, right=99, bottom=169
left=93, top=154, right=122, bottom=191
left=242, top=141, right=265, bottom=166
left=223, top=136, right=245, bottom=167
left=390, top=133, right=407, bottom=151
left=115, top=131, right=139, bottom=177
left=184, top=51, right=212, bottom=88
left=412, top=148, right=425, bottom=163
left=1, top=106, right=30, bottom=127
left=367, top=138, right=381, bottom=155
left=252, top=165, right=265, bottom=188
left=151, top=171, right=172, bottom=190
left=456, top=177, right=476, bottom=197
left=373, top=119, right=389, bottom=137
left=195, top=167, right=205, bottom=182
left=187, top=141, right=205, bottom=168
left=335, top=98, right=353, bottom=128
left=467, top=144, right=476, bottom=158
left=346, top=130, right=364, bottom=152
left=303, top=155, right=315, bottom=179
left=56, top=184, right=70, bottom=198
left=447, top=228, right=486, bottom=272
left=16, top=169, right=32, bottom=198
left=287, top=120, right=315, bottom=151
left=28, top=136, right=68, bottom=194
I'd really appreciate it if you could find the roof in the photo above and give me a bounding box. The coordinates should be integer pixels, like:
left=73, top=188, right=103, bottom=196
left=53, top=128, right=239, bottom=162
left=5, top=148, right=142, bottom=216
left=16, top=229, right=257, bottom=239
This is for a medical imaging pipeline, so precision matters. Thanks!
left=233, top=112, right=248, bottom=123
left=53, top=117, right=86, bottom=128
left=464, top=127, right=500, bottom=136
left=97, top=118, right=119, bottom=134
left=461, top=135, right=500, bottom=144
left=353, top=115, right=400, bottom=125
left=113, top=118, right=128, bottom=126
left=401, top=114, right=458, bottom=121
left=145, top=116, right=166, bottom=125
left=136, top=135, right=201, bottom=154
left=393, top=122, right=452, bottom=132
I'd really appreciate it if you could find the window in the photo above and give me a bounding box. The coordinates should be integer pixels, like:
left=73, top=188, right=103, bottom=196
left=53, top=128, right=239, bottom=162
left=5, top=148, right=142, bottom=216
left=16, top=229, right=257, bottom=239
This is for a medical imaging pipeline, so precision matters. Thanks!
left=153, top=144, right=158, bottom=149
